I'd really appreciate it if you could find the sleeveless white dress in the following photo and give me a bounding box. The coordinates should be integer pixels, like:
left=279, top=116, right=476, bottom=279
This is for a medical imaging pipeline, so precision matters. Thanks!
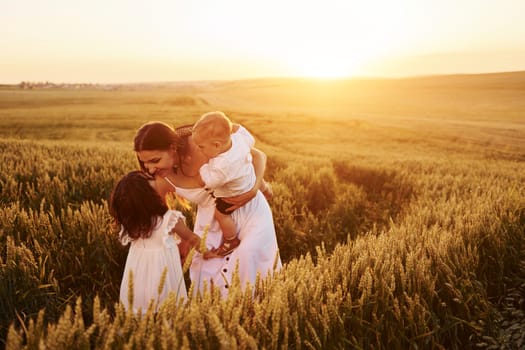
left=173, top=185, right=281, bottom=297
left=119, top=210, right=188, bottom=313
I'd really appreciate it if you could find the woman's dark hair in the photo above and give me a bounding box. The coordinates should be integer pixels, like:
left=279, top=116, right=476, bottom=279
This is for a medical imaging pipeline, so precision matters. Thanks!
left=133, top=121, right=193, bottom=175
left=109, top=170, right=168, bottom=240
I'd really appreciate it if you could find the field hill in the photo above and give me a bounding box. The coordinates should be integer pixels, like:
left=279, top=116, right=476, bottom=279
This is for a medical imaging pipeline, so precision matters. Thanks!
left=0, top=71, right=524, bottom=349
left=2, top=71, right=524, bottom=156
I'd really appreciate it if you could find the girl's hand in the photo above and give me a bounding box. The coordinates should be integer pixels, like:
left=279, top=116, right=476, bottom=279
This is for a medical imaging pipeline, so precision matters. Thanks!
left=202, top=250, right=222, bottom=260
left=188, top=233, right=201, bottom=251
left=178, top=234, right=201, bottom=263
left=178, top=239, right=193, bottom=265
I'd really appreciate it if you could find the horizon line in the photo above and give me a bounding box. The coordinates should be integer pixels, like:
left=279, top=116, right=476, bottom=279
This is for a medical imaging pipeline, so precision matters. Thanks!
left=2, top=69, right=525, bottom=86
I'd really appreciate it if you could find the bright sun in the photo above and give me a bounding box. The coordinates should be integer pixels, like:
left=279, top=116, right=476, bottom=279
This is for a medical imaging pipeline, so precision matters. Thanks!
left=144, top=1, right=416, bottom=81
left=294, top=55, right=368, bottom=79
left=277, top=40, right=381, bottom=80
left=266, top=1, right=410, bottom=80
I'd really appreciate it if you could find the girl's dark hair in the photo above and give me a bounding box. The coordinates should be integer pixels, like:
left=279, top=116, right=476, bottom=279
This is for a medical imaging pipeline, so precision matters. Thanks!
left=133, top=121, right=193, bottom=175
left=109, top=170, right=168, bottom=240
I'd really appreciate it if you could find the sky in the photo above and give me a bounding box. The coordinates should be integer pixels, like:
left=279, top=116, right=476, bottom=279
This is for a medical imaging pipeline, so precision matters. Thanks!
left=2, top=0, right=525, bottom=83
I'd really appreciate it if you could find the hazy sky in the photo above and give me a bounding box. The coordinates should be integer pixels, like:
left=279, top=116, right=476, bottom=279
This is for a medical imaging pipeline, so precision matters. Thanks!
left=2, top=0, right=525, bottom=83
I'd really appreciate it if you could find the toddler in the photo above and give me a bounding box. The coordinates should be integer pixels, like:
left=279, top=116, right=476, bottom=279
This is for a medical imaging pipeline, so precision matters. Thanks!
left=192, top=111, right=258, bottom=256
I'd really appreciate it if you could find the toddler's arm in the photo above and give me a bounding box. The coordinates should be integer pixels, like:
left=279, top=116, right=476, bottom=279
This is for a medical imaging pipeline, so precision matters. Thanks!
left=219, top=146, right=269, bottom=211
left=199, top=163, right=228, bottom=190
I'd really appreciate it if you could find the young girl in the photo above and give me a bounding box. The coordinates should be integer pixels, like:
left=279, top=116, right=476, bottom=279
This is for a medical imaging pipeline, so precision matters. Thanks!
left=109, top=170, right=200, bottom=314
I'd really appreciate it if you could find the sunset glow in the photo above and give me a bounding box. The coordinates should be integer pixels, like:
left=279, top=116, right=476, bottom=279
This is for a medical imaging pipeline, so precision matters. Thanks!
left=2, top=0, right=525, bottom=83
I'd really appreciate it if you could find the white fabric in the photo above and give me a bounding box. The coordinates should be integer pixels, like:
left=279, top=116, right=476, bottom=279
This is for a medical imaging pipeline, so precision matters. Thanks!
left=199, top=125, right=256, bottom=197
left=174, top=185, right=282, bottom=298
left=119, top=210, right=187, bottom=314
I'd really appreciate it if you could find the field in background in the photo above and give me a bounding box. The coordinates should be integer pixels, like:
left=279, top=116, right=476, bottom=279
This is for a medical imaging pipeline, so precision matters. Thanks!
left=2, top=71, right=524, bottom=156
left=1, top=72, right=524, bottom=349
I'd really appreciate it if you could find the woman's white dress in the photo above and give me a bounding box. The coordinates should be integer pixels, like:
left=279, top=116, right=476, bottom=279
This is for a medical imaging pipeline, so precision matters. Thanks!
left=174, top=185, right=281, bottom=297
left=119, top=210, right=188, bottom=313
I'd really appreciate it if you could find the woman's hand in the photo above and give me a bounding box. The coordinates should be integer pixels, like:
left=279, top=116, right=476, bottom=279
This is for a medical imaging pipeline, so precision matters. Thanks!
left=221, top=179, right=273, bottom=212
left=260, top=180, right=273, bottom=201
left=220, top=187, right=258, bottom=212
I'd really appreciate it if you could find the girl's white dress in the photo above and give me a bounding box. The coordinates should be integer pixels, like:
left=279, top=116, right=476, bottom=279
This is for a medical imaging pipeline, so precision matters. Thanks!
left=119, top=210, right=188, bottom=313
left=173, top=186, right=282, bottom=298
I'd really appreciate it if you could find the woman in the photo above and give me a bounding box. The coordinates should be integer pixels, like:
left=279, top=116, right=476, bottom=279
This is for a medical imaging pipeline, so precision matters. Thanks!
left=133, top=121, right=281, bottom=297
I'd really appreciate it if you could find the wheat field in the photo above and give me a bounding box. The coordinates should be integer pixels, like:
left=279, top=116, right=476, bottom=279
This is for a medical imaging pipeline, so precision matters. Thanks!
left=1, top=72, right=524, bottom=349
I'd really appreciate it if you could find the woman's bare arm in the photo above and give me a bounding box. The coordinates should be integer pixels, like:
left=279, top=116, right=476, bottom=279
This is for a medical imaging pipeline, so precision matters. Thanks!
left=252, top=148, right=273, bottom=200
left=250, top=146, right=267, bottom=191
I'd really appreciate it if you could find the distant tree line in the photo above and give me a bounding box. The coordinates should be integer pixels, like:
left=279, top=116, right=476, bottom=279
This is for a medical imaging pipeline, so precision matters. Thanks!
left=18, top=81, right=115, bottom=90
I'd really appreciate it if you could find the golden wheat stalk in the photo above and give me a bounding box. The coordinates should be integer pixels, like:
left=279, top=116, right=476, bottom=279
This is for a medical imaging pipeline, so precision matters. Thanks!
left=165, top=191, right=192, bottom=211
left=127, top=270, right=134, bottom=311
